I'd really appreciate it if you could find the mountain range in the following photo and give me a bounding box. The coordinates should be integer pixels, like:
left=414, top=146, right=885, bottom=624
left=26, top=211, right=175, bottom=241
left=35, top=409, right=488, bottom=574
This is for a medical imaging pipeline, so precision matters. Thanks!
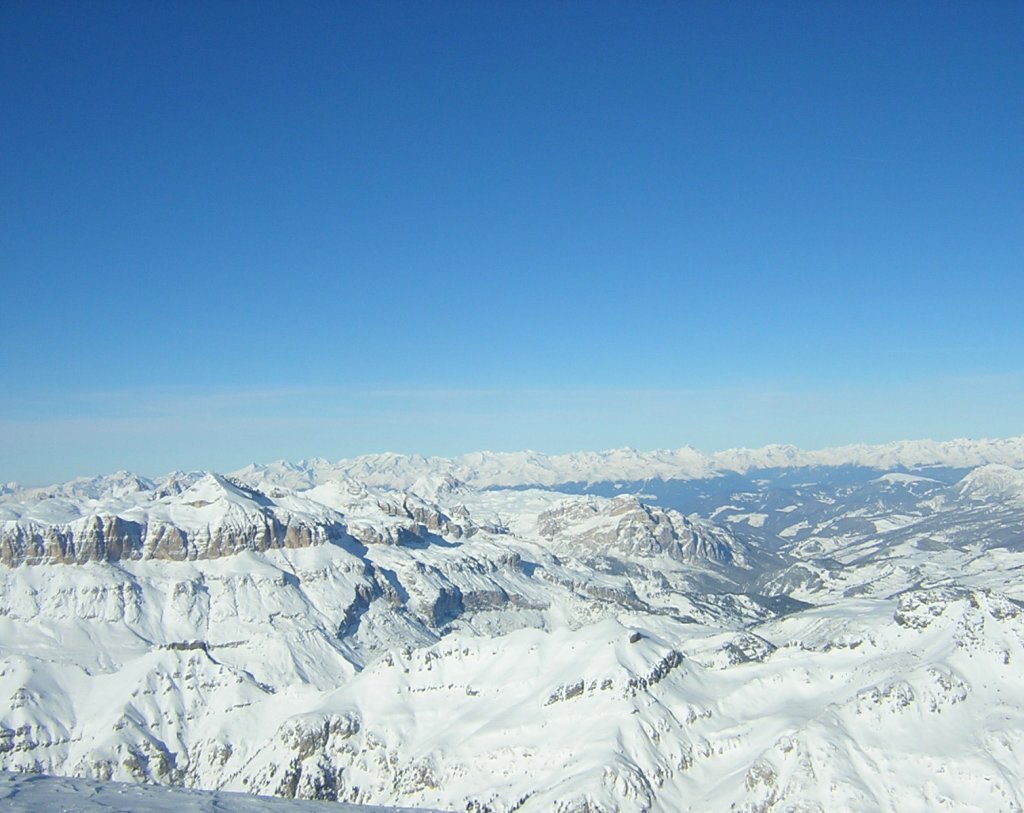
left=2, top=436, right=1024, bottom=811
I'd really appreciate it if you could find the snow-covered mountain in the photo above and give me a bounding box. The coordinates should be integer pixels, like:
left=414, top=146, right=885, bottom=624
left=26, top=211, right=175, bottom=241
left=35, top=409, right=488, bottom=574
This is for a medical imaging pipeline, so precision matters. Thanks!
left=3, top=437, right=1024, bottom=811
left=225, top=435, right=1024, bottom=490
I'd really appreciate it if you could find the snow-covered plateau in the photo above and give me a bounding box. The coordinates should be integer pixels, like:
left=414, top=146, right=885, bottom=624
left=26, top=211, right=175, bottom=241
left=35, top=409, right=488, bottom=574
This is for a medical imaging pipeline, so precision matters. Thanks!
left=3, top=436, right=1024, bottom=812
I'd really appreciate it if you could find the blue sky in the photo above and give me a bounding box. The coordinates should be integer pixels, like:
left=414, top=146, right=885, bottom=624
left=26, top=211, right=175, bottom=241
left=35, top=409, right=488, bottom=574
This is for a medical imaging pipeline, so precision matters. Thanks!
left=2, top=1, right=1022, bottom=484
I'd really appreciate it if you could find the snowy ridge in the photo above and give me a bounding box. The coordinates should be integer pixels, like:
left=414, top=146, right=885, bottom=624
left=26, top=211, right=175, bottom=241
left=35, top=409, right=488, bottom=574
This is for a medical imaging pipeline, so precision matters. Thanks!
left=711, top=435, right=1024, bottom=473
left=6, top=435, right=1024, bottom=499
left=239, top=435, right=1024, bottom=491
left=0, top=472, right=486, bottom=568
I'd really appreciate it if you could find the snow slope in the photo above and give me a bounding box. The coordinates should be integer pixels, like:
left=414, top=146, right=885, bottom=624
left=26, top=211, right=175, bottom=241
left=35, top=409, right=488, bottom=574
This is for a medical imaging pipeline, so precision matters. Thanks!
left=0, top=771, right=440, bottom=812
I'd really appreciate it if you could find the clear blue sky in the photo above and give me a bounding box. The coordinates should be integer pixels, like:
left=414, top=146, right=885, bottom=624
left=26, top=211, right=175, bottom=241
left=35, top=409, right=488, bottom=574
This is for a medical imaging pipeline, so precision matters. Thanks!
left=2, top=1, right=1022, bottom=484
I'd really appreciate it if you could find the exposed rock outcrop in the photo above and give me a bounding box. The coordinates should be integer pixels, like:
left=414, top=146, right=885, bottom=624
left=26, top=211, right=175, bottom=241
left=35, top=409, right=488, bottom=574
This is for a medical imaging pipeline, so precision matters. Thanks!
left=538, top=496, right=741, bottom=565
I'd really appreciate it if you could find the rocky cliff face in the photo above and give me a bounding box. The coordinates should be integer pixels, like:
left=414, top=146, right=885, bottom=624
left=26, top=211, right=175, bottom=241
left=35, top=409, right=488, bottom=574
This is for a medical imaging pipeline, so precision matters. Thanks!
left=0, top=513, right=336, bottom=567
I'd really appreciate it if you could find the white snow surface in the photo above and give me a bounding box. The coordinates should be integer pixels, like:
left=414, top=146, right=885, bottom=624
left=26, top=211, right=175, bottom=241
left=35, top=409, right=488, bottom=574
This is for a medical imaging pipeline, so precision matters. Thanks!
left=0, top=771, right=441, bottom=812
left=958, top=463, right=1024, bottom=505
left=3, top=440, right=1024, bottom=812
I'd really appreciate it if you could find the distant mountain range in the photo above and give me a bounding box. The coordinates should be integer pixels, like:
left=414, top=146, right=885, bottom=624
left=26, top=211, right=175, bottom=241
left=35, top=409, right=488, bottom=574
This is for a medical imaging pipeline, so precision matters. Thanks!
left=7, top=434, right=1024, bottom=496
